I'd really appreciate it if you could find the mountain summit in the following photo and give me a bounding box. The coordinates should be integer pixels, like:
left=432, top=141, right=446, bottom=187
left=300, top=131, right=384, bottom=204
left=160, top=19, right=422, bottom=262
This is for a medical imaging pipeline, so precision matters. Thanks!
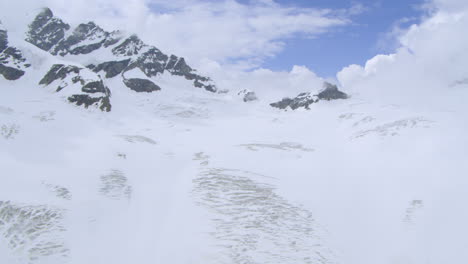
left=2, top=8, right=217, bottom=111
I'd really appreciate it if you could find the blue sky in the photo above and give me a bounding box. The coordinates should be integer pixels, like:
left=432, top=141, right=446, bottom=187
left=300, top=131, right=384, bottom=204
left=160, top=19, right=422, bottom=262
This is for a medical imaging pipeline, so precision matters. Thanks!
left=140, top=0, right=427, bottom=77
left=260, top=0, right=426, bottom=77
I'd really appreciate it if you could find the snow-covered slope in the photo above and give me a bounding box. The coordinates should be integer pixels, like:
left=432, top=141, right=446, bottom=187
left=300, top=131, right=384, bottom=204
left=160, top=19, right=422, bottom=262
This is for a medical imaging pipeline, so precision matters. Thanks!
left=2, top=66, right=468, bottom=263
left=1, top=5, right=468, bottom=264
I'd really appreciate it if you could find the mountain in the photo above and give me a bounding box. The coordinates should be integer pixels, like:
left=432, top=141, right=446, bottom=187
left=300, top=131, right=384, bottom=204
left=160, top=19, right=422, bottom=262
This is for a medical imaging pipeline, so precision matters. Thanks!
left=1, top=8, right=348, bottom=113
left=2, top=6, right=467, bottom=264
left=1, top=8, right=217, bottom=112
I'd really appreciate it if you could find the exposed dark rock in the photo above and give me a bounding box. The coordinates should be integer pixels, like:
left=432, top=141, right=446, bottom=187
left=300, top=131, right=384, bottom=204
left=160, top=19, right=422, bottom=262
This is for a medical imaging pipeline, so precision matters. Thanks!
left=112, top=35, right=145, bottom=56
left=165, top=55, right=217, bottom=92
left=243, top=92, right=258, bottom=102
left=39, top=64, right=81, bottom=86
left=193, top=78, right=217, bottom=92
left=271, top=98, right=293, bottom=110
left=1, top=47, right=28, bottom=64
left=238, top=89, right=258, bottom=102
left=0, top=64, right=25, bottom=80
left=103, top=31, right=122, bottom=48
left=0, top=27, right=29, bottom=80
left=270, top=82, right=348, bottom=110
left=131, top=47, right=168, bottom=77
left=270, top=93, right=318, bottom=110
left=40, top=64, right=112, bottom=111
left=166, top=56, right=192, bottom=76
left=70, top=42, right=103, bottom=55
left=19, top=7, right=219, bottom=110
left=26, top=8, right=70, bottom=51
left=68, top=94, right=111, bottom=112
left=52, top=22, right=109, bottom=56
left=71, top=75, right=85, bottom=85
left=90, top=59, right=131, bottom=78
left=164, top=55, right=178, bottom=71
left=82, top=80, right=109, bottom=94
left=25, top=8, right=218, bottom=93
left=317, top=82, right=348, bottom=100
left=0, top=25, right=7, bottom=53
left=123, top=78, right=161, bottom=93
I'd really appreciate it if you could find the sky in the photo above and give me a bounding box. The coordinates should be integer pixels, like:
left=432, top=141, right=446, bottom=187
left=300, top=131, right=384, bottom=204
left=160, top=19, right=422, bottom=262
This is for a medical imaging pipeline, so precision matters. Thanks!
left=2, top=0, right=468, bottom=98
left=0, top=0, right=428, bottom=77
left=261, top=0, right=426, bottom=77
left=143, top=0, right=428, bottom=77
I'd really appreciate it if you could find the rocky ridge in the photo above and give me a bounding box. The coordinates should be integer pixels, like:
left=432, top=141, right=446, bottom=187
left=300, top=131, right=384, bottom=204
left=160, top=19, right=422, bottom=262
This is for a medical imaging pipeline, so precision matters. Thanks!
left=26, top=8, right=216, bottom=92
left=1, top=8, right=349, bottom=112
left=270, top=82, right=348, bottom=110
left=0, top=8, right=217, bottom=112
left=0, top=21, right=30, bottom=80
left=39, top=64, right=112, bottom=111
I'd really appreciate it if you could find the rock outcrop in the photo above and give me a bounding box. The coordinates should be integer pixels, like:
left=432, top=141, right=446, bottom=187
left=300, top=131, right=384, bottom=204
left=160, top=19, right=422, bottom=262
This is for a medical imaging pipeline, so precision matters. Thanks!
left=39, top=64, right=112, bottom=111
left=51, top=22, right=117, bottom=56
left=317, top=82, right=348, bottom=100
left=270, top=82, right=348, bottom=110
left=112, top=34, right=145, bottom=57
left=88, top=59, right=131, bottom=78
left=26, top=8, right=71, bottom=52
left=25, top=8, right=218, bottom=98
left=270, top=93, right=318, bottom=110
left=238, top=89, right=258, bottom=102
left=0, top=22, right=29, bottom=80
left=123, top=78, right=161, bottom=93
left=0, top=23, right=7, bottom=53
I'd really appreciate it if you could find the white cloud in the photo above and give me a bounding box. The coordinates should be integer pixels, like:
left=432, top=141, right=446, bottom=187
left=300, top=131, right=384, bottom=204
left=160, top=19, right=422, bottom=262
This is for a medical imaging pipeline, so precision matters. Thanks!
left=0, top=0, right=355, bottom=71
left=337, top=0, right=468, bottom=107
left=0, top=0, right=352, bottom=100
left=201, top=61, right=325, bottom=101
left=424, top=0, right=468, bottom=12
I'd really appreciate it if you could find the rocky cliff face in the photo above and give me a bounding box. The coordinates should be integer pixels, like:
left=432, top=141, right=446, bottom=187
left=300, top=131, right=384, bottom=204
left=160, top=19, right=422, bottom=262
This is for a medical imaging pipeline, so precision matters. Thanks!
left=25, top=8, right=71, bottom=52
left=22, top=8, right=217, bottom=111
left=0, top=8, right=219, bottom=111
left=0, top=22, right=30, bottom=80
left=0, top=23, right=7, bottom=52
left=39, top=64, right=112, bottom=112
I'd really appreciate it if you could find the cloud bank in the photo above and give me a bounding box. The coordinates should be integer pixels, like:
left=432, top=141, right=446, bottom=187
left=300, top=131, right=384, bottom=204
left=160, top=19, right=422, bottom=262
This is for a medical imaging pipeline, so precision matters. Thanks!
left=3, top=0, right=468, bottom=103
left=337, top=0, right=468, bottom=107
left=0, top=0, right=357, bottom=71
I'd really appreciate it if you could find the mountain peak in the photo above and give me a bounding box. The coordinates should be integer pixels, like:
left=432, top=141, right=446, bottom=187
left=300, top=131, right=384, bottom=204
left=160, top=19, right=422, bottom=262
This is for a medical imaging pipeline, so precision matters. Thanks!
left=26, top=7, right=71, bottom=51
left=38, top=7, right=54, bottom=19
left=112, top=34, right=146, bottom=57
left=0, top=8, right=218, bottom=111
left=317, top=82, right=348, bottom=100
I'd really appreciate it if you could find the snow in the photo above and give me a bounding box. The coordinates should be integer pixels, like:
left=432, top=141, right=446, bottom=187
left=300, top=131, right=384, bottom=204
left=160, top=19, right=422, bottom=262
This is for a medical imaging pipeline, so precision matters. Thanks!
left=122, top=67, right=148, bottom=79
left=2, top=61, right=468, bottom=263
left=2, top=4, right=468, bottom=264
